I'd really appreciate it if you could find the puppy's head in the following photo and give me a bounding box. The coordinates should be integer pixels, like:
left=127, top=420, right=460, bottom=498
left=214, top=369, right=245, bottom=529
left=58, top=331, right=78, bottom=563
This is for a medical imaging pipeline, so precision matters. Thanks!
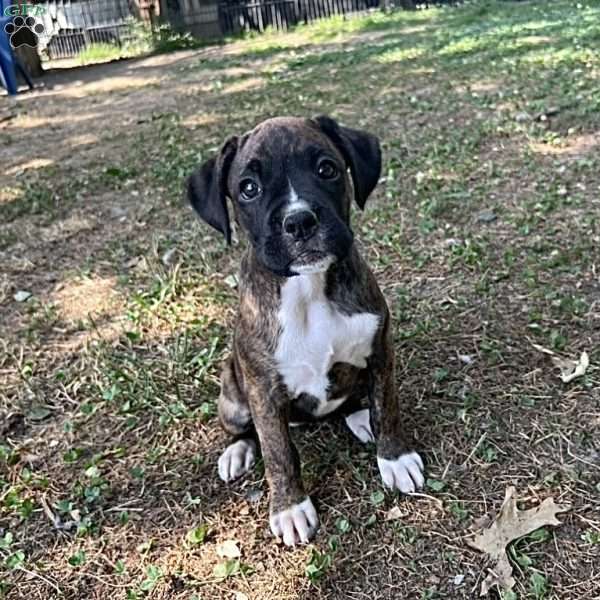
left=187, top=116, right=381, bottom=277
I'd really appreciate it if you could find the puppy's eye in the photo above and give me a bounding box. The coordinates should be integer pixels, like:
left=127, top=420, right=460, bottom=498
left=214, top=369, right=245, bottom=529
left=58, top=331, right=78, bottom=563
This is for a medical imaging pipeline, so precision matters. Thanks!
left=317, top=159, right=338, bottom=180
left=240, top=179, right=260, bottom=200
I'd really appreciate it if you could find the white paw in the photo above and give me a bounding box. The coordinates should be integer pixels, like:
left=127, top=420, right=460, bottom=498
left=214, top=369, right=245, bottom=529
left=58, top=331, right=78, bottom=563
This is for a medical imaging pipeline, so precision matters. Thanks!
left=218, top=439, right=256, bottom=482
left=377, top=452, right=425, bottom=494
left=345, top=408, right=374, bottom=444
left=270, top=497, right=319, bottom=546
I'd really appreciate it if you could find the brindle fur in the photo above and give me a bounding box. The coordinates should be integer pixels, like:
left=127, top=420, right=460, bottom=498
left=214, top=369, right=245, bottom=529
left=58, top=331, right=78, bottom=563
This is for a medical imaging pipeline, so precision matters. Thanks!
left=219, top=245, right=410, bottom=513
left=188, top=116, right=416, bottom=520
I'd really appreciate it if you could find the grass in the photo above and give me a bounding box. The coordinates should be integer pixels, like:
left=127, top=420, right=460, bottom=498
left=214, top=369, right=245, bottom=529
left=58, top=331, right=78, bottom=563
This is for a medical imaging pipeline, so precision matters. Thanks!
left=77, top=42, right=125, bottom=64
left=74, top=22, right=216, bottom=65
left=1, top=1, right=599, bottom=598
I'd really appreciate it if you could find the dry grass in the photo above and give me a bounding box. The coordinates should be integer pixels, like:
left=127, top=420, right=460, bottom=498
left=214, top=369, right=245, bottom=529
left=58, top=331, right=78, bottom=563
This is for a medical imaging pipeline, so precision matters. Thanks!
left=1, top=1, right=599, bottom=599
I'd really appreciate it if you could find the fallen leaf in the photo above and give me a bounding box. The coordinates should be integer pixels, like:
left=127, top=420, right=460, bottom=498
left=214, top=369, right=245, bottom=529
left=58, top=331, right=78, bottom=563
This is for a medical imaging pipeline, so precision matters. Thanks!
left=552, top=351, right=589, bottom=383
left=476, top=210, right=497, bottom=224
left=224, top=274, right=239, bottom=289
left=186, top=524, right=208, bottom=546
left=27, top=406, right=53, bottom=421
left=467, top=487, right=570, bottom=595
left=213, top=559, right=240, bottom=580
left=384, top=505, right=405, bottom=521
left=370, top=490, right=385, bottom=506
left=14, top=290, right=32, bottom=302
left=216, top=539, right=241, bottom=558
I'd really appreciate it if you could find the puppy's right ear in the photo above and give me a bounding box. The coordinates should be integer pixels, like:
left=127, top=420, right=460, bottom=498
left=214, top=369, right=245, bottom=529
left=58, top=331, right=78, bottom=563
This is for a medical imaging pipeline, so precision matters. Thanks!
left=187, top=136, right=238, bottom=244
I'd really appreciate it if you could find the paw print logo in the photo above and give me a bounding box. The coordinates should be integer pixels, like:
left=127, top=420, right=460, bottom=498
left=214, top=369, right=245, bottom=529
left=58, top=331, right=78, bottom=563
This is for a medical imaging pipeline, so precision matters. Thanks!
left=4, top=16, right=45, bottom=49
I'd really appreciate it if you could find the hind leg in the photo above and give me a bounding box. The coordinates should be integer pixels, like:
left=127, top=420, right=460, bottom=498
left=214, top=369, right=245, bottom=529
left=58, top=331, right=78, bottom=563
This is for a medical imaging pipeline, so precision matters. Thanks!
left=217, top=356, right=257, bottom=482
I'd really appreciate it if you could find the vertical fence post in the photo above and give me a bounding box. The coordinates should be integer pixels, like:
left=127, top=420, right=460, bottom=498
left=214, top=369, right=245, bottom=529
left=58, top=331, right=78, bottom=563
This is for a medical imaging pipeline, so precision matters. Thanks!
left=79, top=0, right=91, bottom=50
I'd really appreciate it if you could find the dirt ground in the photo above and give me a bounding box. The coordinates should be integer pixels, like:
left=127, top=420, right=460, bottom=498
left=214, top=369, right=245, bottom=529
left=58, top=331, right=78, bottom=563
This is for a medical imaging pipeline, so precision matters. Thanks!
left=1, top=2, right=599, bottom=599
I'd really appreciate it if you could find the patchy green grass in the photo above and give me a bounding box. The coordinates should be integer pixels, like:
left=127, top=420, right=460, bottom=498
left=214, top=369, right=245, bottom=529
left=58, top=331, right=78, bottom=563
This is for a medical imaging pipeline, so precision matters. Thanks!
left=1, top=1, right=599, bottom=599
left=77, top=42, right=126, bottom=64
left=71, top=22, right=216, bottom=66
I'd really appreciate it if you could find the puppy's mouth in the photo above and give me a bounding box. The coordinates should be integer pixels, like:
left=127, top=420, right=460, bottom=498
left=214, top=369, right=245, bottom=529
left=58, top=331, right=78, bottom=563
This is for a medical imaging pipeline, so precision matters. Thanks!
left=289, top=251, right=335, bottom=275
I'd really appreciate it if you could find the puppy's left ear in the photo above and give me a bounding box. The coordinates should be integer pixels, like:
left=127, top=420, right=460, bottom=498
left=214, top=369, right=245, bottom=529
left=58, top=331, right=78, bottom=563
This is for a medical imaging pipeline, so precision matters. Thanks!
left=314, top=115, right=381, bottom=209
left=187, top=136, right=238, bottom=244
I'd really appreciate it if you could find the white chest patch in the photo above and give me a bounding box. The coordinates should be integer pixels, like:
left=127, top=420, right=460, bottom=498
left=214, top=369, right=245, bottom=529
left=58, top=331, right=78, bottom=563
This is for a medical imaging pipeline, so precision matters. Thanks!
left=274, top=271, right=380, bottom=411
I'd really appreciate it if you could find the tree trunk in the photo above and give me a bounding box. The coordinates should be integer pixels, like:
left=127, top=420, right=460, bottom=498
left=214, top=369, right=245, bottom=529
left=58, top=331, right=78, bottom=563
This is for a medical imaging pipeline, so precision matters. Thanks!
left=14, top=45, right=43, bottom=79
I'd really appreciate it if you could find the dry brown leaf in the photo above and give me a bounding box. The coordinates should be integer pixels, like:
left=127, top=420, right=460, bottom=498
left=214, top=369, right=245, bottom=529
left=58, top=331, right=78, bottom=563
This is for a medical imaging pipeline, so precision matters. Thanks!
left=467, top=487, right=570, bottom=596
left=384, top=505, right=405, bottom=521
left=552, top=351, right=589, bottom=383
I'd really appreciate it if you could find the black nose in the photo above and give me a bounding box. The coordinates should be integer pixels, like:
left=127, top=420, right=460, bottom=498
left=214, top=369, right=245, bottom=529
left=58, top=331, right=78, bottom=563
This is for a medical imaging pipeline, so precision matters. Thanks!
left=283, top=210, right=318, bottom=241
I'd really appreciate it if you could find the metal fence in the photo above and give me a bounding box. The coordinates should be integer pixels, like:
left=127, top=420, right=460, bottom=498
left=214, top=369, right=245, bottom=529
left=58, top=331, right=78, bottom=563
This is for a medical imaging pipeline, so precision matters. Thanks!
left=218, top=0, right=378, bottom=35
left=45, top=22, right=134, bottom=59
left=214, top=0, right=458, bottom=36
left=33, top=0, right=459, bottom=60
left=36, top=0, right=137, bottom=59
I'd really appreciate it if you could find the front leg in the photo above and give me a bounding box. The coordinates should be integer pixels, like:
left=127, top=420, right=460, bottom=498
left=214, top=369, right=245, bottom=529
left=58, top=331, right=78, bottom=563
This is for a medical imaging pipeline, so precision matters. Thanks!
left=249, top=387, right=319, bottom=546
left=369, top=320, right=425, bottom=494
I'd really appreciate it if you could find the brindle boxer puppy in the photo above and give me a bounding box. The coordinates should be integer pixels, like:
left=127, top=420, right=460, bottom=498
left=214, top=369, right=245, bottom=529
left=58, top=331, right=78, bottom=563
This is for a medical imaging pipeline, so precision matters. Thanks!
left=187, top=116, right=424, bottom=546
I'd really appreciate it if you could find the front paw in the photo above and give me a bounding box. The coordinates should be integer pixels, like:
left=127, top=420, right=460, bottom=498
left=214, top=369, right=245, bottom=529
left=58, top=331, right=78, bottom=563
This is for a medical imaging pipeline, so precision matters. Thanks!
left=377, top=452, right=425, bottom=493
left=270, top=497, right=319, bottom=546
left=218, top=439, right=256, bottom=482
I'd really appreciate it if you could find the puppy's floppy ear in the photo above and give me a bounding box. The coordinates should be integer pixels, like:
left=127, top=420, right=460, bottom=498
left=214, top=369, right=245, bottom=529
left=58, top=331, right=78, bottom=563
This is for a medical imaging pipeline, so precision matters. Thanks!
left=187, top=136, right=238, bottom=244
left=314, top=115, right=381, bottom=210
